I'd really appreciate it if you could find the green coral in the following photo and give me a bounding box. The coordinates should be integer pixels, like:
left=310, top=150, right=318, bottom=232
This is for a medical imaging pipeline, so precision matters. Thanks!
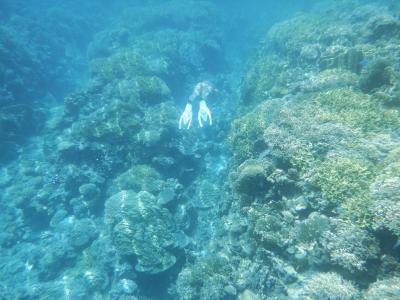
left=228, top=101, right=278, bottom=165
left=76, top=98, right=142, bottom=142
left=135, top=76, right=171, bottom=104
left=264, top=99, right=354, bottom=174
left=143, top=101, right=178, bottom=127
left=314, top=155, right=374, bottom=226
left=228, top=111, right=266, bottom=165
left=267, top=14, right=327, bottom=57
left=314, top=87, right=400, bottom=134
left=90, top=50, right=149, bottom=81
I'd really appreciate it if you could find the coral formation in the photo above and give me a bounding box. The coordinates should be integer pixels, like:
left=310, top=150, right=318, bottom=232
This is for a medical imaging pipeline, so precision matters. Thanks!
left=289, top=272, right=360, bottom=300
left=105, top=190, right=185, bottom=274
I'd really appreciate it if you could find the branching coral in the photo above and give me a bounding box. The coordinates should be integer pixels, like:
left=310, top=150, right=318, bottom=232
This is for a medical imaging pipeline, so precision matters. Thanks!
left=175, top=255, right=232, bottom=300
left=314, top=87, right=400, bottom=134
left=321, top=219, right=379, bottom=274
left=314, top=154, right=374, bottom=226
left=291, top=272, right=360, bottom=300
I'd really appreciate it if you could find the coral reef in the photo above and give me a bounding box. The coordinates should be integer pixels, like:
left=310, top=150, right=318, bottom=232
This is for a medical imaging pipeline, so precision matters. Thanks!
left=105, top=190, right=185, bottom=274
left=224, top=1, right=400, bottom=298
left=364, top=276, right=400, bottom=300
left=1, top=1, right=400, bottom=299
left=175, top=255, right=233, bottom=300
left=288, top=272, right=360, bottom=300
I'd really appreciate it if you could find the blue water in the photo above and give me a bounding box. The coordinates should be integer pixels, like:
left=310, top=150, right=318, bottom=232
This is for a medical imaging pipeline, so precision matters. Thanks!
left=1, top=0, right=400, bottom=299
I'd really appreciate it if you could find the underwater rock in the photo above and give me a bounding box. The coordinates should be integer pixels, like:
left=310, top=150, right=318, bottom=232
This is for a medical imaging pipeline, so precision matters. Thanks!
left=38, top=239, right=76, bottom=280
left=237, top=289, right=260, bottom=300
left=0, top=206, right=25, bottom=248
left=299, top=69, right=358, bottom=93
left=87, top=28, right=130, bottom=59
left=379, top=254, right=400, bottom=278
left=233, top=250, right=297, bottom=297
left=108, top=164, right=164, bottom=196
left=56, top=140, right=78, bottom=161
left=359, top=59, right=391, bottom=92
left=50, top=216, right=99, bottom=251
left=367, top=14, right=400, bottom=40
left=319, top=48, right=364, bottom=74
left=68, top=218, right=99, bottom=249
left=160, top=178, right=182, bottom=205
left=267, top=12, right=356, bottom=62
left=49, top=209, right=68, bottom=228
left=64, top=90, right=93, bottom=116
left=286, top=196, right=309, bottom=215
left=375, top=85, right=400, bottom=107
left=313, top=153, right=374, bottom=226
left=83, top=268, right=110, bottom=292
left=135, top=76, right=171, bottom=105
left=135, top=101, right=178, bottom=148
left=300, top=44, right=320, bottom=62
left=79, top=183, right=101, bottom=199
left=72, top=98, right=142, bottom=143
left=157, top=187, right=176, bottom=205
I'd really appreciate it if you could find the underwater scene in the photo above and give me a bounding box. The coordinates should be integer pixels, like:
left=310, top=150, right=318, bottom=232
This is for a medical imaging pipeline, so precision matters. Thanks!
left=1, top=0, right=400, bottom=299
